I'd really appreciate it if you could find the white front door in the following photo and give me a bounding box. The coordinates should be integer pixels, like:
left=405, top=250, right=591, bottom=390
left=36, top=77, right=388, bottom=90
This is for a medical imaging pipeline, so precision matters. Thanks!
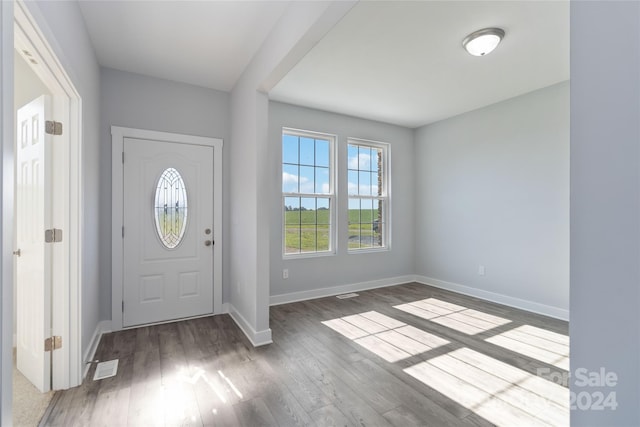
left=16, top=95, right=52, bottom=392
left=123, top=138, right=214, bottom=327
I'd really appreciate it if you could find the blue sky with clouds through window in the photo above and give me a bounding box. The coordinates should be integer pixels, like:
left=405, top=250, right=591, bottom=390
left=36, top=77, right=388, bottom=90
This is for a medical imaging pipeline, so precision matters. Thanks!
left=283, top=135, right=381, bottom=210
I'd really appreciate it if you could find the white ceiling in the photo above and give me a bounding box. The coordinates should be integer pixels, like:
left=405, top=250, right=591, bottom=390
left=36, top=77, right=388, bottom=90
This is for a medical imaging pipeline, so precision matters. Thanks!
left=78, top=1, right=569, bottom=129
left=270, top=1, right=570, bottom=128
left=78, top=1, right=289, bottom=91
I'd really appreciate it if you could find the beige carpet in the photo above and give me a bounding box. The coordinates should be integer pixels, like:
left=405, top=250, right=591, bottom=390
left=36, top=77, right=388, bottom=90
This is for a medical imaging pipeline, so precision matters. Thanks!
left=13, top=349, right=55, bottom=427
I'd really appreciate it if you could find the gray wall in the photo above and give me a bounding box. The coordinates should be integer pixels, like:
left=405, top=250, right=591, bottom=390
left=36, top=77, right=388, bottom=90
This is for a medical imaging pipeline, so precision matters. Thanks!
left=570, top=2, right=640, bottom=425
left=1, top=2, right=14, bottom=422
left=100, top=68, right=231, bottom=317
left=23, top=0, right=102, bottom=366
left=269, top=101, right=415, bottom=299
left=414, top=82, right=570, bottom=316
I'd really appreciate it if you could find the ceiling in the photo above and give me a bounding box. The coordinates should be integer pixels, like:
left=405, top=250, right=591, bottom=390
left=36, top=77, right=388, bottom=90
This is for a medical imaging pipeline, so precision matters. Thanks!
left=270, top=1, right=569, bottom=128
left=78, top=1, right=569, bottom=129
left=78, top=1, right=289, bottom=91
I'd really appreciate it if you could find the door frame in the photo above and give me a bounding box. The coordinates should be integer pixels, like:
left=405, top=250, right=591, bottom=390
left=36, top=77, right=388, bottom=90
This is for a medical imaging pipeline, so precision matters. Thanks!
left=111, top=126, right=223, bottom=331
left=13, top=0, right=83, bottom=391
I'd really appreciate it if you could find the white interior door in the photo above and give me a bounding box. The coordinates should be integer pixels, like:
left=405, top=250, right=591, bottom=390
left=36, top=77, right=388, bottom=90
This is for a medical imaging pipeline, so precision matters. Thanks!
left=16, top=95, right=52, bottom=392
left=123, top=138, right=214, bottom=327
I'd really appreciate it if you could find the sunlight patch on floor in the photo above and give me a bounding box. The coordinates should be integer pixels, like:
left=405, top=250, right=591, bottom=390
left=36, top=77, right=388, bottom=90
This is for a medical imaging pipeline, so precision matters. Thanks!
left=393, top=298, right=511, bottom=334
left=485, top=325, right=570, bottom=370
left=404, top=348, right=569, bottom=427
left=322, top=311, right=449, bottom=362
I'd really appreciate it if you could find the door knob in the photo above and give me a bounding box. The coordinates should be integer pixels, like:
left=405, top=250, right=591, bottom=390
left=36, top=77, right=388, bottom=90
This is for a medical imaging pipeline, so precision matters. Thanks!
left=13, top=249, right=21, bottom=257
left=205, top=240, right=212, bottom=247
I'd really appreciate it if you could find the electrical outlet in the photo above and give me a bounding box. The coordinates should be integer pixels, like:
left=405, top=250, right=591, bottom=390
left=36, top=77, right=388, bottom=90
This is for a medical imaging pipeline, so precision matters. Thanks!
left=478, top=265, right=485, bottom=276
left=283, top=269, right=289, bottom=279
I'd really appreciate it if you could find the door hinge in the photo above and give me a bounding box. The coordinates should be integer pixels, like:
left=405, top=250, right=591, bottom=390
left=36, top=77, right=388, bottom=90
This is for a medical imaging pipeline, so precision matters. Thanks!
left=45, top=120, right=63, bottom=136
left=45, top=228, right=63, bottom=243
left=122, top=301, right=124, bottom=313
left=122, top=226, right=124, bottom=238
left=44, top=336, right=62, bottom=351
left=122, top=152, right=124, bottom=164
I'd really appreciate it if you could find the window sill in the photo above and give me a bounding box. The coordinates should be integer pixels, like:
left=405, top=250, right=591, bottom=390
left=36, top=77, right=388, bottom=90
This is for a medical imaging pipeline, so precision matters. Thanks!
left=283, top=250, right=336, bottom=260
left=348, top=247, right=390, bottom=255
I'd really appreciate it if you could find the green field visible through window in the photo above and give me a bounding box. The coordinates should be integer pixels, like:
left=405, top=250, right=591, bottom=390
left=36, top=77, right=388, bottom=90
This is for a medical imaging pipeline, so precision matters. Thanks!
left=283, top=129, right=334, bottom=255
left=284, top=206, right=330, bottom=253
left=347, top=140, right=388, bottom=250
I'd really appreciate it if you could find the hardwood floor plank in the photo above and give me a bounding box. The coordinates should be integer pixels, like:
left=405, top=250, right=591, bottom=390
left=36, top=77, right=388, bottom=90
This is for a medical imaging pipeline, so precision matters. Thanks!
left=393, top=303, right=440, bottom=320
left=430, top=316, right=486, bottom=335
left=462, top=308, right=512, bottom=326
left=383, top=405, right=431, bottom=427
left=498, top=326, right=570, bottom=356
left=88, top=387, right=131, bottom=427
left=261, top=382, right=315, bottom=427
left=259, top=344, right=333, bottom=414
left=486, top=334, right=570, bottom=370
left=127, top=349, right=163, bottom=426
left=135, top=326, right=159, bottom=352
left=292, top=352, right=393, bottom=426
left=446, top=311, right=505, bottom=331
left=234, top=397, right=278, bottom=427
left=309, top=404, right=353, bottom=427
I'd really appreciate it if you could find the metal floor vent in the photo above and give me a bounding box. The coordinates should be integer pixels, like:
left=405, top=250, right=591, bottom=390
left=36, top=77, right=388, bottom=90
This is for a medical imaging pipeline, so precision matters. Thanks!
left=93, top=359, right=119, bottom=381
left=336, top=293, right=359, bottom=299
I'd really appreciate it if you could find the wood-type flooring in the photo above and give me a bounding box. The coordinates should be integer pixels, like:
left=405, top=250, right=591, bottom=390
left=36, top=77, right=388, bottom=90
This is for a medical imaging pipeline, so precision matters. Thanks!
left=40, top=282, right=569, bottom=426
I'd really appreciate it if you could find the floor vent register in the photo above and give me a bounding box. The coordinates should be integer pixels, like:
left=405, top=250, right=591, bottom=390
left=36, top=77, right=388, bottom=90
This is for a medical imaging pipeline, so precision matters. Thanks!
left=336, top=293, right=359, bottom=299
left=93, top=359, right=119, bottom=381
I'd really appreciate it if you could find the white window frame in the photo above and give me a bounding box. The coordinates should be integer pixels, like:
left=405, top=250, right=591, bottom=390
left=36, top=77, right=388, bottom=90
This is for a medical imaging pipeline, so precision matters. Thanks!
left=347, top=138, right=391, bottom=253
left=282, top=128, right=337, bottom=258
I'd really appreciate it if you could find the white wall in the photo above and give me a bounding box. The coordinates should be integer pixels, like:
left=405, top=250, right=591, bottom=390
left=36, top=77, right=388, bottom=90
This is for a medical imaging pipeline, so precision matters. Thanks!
left=414, top=82, right=569, bottom=318
left=23, top=0, right=102, bottom=372
left=570, top=2, right=640, bottom=425
left=13, top=51, right=51, bottom=341
left=269, top=102, right=415, bottom=301
left=99, top=68, right=230, bottom=317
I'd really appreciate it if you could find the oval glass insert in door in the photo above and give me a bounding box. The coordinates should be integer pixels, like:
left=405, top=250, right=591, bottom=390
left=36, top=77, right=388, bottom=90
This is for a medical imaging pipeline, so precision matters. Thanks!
left=154, top=167, right=188, bottom=248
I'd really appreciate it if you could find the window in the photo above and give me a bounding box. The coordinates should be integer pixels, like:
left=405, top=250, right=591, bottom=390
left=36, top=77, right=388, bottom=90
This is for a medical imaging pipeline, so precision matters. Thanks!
left=347, top=139, right=389, bottom=250
left=282, top=129, right=335, bottom=256
left=154, top=167, right=188, bottom=249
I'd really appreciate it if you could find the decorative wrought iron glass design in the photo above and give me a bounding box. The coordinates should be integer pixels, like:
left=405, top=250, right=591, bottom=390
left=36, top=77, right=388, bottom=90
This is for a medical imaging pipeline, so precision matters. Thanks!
left=154, top=168, right=188, bottom=248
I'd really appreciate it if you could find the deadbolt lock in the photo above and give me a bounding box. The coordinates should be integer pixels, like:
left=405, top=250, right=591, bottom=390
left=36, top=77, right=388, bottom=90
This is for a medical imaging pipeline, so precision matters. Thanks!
left=205, top=228, right=211, bottom=235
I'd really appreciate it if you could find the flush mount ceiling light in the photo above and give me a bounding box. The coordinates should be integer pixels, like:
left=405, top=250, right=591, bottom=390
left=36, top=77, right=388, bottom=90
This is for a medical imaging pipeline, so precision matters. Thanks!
left=462, top=28, right=505, bottom=56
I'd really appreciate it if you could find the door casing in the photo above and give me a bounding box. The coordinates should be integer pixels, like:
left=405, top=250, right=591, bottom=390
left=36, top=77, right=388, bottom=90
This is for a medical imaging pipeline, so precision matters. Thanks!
left=111, top=126, right=223, bottom=331
left=12, top=0, right=82, bottom=392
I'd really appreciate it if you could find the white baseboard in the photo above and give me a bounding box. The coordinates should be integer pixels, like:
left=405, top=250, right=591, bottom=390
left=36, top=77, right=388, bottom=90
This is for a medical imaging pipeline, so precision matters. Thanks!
left=82, top=320, right=112, bottom=379
left=270, top=275, right=416, bottom=306
left=414, top=275, right=569, bottom=321
left=227, top=303, right=272, bottom=347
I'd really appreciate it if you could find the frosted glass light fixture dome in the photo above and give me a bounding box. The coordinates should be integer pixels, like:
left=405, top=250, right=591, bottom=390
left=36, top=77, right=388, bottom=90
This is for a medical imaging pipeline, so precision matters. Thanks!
left=463, top=28, right=505, bottom=56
